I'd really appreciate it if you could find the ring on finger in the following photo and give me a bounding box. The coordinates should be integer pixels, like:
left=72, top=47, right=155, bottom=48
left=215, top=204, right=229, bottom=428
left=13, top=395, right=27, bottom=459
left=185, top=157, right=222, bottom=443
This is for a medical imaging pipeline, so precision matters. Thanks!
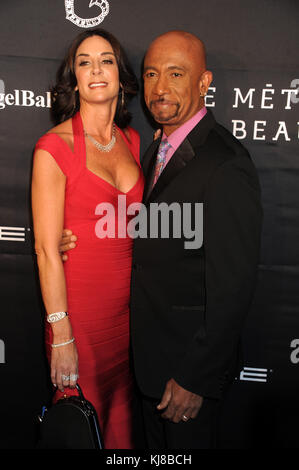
left=182, top=414, right=189, bottom=422
left=70, top=373, right=78, bottom=381
left=61, top=374, right=70, bottom=381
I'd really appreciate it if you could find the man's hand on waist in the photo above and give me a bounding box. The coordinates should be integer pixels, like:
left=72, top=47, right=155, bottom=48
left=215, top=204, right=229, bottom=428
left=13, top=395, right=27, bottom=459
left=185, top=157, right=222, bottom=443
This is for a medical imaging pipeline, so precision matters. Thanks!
left=59, top=228, right=77, bottom=261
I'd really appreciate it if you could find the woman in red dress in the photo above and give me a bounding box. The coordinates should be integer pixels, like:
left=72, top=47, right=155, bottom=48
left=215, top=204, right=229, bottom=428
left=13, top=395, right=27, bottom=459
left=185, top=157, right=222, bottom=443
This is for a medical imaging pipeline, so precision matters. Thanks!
left=31, top=29, right=144, bottom=449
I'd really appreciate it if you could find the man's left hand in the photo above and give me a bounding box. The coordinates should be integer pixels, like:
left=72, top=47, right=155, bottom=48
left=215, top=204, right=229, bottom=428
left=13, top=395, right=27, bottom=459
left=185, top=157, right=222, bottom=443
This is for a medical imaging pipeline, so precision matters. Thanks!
left=157, top=378, right=203, bottom=423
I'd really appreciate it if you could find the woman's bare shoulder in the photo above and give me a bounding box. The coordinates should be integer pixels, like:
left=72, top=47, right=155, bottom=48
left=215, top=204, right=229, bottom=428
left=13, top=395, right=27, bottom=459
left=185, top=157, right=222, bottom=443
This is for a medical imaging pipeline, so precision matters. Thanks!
left=46, top=118, right=74, bottom=150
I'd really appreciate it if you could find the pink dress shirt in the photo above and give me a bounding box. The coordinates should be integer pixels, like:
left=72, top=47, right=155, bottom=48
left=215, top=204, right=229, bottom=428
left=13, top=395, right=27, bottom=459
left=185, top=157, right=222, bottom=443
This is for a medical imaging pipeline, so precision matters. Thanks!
left=162, top=106, right=207, bottom=168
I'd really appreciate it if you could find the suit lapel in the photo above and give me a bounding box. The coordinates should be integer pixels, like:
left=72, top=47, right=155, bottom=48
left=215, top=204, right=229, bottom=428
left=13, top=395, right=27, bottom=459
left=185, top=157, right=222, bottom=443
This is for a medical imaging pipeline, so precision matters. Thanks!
left=145, top=138, right=195, bottom=204
left=142, top=138, right=161, bottom=204
left=142, top=110, right=216, bottom=205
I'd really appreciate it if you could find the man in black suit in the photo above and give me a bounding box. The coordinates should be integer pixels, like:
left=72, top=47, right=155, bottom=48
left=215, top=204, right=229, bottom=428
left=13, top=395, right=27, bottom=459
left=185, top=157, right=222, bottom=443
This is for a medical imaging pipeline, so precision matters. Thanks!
left=61, top=30, right=262, bottom=449
left=130, top=30, right=262, bottom=449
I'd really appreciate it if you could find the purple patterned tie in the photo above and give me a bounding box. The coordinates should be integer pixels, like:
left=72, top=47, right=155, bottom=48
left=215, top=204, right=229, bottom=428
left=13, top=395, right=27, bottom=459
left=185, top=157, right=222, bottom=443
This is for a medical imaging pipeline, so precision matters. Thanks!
left=152, top=139, right=171, bottom=187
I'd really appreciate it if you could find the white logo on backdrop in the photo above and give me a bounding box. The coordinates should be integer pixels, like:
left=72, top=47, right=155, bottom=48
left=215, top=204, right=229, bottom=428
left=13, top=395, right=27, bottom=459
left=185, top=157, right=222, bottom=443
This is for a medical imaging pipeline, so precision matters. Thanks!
left=0, top=79, right=4, bottom=96
left=239, top=367, right=268, bottom=383
left=0, top=340, right=5, bottom=364
left=65, top=0, right=110, bottom=28
left=0, top=226, right=26, bottom=242
left=290, top=339, right=299, bottom=364
left=0, top=87, right=51, bottom=111
left=206, top=81, right=299, bottom=142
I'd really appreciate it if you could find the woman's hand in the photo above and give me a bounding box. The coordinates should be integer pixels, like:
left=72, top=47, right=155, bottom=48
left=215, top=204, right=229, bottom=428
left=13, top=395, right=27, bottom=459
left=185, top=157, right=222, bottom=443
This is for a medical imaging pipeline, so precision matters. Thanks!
left=51, top=341, right=79, bottom=392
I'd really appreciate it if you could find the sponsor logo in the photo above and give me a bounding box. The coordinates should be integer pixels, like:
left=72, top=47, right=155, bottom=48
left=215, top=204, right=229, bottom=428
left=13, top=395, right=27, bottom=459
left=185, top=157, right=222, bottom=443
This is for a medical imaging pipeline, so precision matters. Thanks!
left=239, top=367, right=268, bottom=383
left=65, top=0, right=110, bottom=28
left=290, top=339, right=299, bottom=364
left=0, top=226, right=27, bottom=242
left=290, top=79, right=299, bottom=105
left=0, top=340, right=4, bottom=364
left=0, top=88, right=51, bottom=111
left=206, top=81, right=299, bottom=142
left=0, top=79, right=4, bottom=96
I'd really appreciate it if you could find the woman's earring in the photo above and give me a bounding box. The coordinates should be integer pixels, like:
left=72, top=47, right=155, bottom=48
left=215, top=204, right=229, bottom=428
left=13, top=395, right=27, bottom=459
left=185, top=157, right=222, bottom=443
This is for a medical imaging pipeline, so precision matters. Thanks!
left=73, top=92, right=77, bottom=112
left=120, top=85, right=125, bottom=107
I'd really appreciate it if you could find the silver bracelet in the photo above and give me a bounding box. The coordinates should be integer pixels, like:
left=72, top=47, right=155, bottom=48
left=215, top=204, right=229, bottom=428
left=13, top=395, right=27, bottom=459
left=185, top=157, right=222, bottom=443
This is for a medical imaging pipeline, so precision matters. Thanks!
left=51, top=337, right=75, bottom=348
left=47, top=311, right=68, bottom=323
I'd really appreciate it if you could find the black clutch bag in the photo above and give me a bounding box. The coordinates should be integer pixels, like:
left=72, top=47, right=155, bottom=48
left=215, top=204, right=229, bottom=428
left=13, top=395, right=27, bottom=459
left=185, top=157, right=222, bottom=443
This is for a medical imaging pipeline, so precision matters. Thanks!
left=37, top=384, right=104, bottom=449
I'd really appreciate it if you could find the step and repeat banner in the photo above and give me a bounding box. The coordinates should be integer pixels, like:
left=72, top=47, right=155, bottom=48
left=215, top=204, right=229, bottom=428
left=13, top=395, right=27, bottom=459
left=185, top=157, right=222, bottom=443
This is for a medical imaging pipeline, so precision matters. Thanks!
left=0, top=0, right=298, bottom=448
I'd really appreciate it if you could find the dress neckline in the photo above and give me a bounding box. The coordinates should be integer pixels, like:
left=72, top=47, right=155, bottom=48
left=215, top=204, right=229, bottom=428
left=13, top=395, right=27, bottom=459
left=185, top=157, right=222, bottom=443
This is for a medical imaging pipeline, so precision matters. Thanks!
left=73, top=111, right=142, bottom=196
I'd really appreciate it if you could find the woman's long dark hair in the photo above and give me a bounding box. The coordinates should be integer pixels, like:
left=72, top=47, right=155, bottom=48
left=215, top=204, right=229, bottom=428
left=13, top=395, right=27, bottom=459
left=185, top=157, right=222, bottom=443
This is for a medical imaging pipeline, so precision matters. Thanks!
left=50, top=29, right=138, bottom=128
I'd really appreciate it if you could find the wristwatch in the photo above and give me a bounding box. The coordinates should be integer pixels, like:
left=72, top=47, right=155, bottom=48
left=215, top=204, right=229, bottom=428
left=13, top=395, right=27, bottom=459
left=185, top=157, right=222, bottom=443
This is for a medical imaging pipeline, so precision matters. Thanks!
left=47, top=311, right=68, bottom=323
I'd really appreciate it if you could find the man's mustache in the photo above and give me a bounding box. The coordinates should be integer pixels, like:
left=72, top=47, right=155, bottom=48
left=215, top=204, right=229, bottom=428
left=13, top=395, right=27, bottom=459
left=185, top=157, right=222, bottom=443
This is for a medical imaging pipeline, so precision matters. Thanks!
left=149, top=98, right=179, bottom=107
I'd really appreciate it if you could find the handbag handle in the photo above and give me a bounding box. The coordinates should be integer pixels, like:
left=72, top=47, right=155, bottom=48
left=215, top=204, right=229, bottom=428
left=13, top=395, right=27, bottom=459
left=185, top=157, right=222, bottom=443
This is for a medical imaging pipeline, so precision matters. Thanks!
left=75, top=383, right=85, bottom=400
left=52, top=383, right=86, bottom=401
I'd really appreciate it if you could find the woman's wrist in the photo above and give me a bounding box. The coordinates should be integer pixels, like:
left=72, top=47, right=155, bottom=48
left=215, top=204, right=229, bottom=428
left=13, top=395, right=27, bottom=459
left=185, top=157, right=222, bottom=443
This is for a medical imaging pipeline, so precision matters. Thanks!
left=51, top=316, right=72, bottom=341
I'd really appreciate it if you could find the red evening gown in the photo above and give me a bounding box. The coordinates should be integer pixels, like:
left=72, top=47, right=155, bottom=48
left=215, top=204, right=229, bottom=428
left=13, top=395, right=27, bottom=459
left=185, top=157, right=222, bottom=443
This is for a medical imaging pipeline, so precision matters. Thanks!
left=35, top=111, right=144, bottom=449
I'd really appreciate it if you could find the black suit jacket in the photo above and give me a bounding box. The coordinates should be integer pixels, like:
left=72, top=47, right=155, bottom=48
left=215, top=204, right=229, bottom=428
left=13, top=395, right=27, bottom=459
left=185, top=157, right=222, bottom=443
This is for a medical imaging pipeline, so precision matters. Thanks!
left=130, top=110, right=263, bottom=400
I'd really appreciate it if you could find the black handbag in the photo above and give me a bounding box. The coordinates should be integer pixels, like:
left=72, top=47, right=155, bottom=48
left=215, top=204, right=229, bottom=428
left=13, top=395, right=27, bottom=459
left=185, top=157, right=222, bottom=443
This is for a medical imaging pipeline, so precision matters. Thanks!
left=37, top=384, right=104, bottom=449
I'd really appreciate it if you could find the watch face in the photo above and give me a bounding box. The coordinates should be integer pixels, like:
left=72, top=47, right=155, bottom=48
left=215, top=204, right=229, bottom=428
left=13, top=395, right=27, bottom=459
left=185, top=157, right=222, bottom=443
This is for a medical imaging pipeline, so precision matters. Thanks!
left=47, top=312, right=66, bottom=322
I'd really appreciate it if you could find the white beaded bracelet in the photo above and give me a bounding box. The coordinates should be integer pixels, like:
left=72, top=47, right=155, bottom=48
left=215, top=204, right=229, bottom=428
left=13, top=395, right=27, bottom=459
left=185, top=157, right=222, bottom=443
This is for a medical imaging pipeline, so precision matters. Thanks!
left=51, top=337, right=75, bottom=348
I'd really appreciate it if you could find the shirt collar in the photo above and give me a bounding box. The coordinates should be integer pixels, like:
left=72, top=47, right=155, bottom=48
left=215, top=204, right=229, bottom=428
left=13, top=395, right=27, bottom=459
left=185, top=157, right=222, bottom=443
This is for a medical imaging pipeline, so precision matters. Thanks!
left=162, top=106, right=207, bottom=151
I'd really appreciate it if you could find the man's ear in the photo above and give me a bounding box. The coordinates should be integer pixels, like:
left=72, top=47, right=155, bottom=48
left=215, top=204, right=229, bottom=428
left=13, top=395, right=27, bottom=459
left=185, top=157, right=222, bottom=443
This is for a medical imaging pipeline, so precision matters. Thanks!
left=199, top=70, right=213, bottom=97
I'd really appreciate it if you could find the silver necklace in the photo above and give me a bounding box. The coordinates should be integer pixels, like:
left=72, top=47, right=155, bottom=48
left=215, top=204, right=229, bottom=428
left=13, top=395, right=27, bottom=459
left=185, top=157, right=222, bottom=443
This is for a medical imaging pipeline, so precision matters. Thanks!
left=84, top=123, right=116, bottom=153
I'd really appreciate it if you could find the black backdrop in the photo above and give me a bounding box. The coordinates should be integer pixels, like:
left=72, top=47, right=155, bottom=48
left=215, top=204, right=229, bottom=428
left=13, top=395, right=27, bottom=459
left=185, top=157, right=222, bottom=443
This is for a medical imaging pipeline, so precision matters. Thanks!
left=0, top=0, right=298, bottom=449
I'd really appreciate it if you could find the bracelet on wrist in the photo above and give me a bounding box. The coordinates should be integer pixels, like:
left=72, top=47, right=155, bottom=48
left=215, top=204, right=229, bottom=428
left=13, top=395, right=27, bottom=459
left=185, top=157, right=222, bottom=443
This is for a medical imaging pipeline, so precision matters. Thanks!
left=47, top=311, right=68, bottom=323
left=51, top=337, right=75, bottom=348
